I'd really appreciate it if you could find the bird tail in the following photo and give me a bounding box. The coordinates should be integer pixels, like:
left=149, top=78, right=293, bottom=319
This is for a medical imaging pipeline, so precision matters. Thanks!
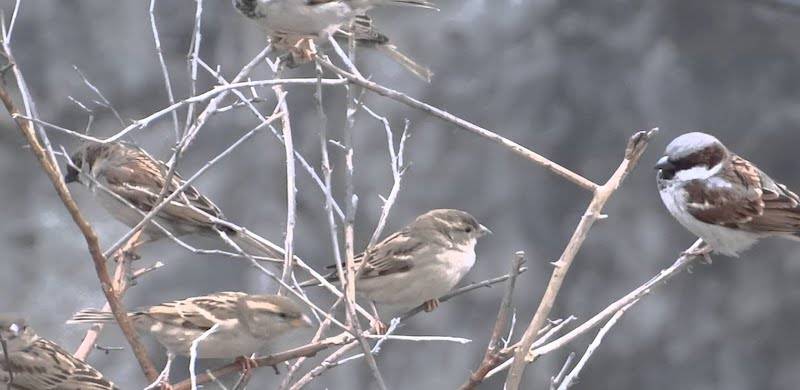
left=226, top=228, right=286, bottom=263
left=67, top=309, right=120, bottom=325
left=351, top=0, right=438, bottom=10
left=375, top=44, right=433, bottom=82
left=385, top=0, right=438, bottom=10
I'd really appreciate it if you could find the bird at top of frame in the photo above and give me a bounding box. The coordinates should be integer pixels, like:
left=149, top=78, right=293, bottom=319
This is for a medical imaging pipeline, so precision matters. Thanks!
left=656, top=131, right=800, bottom=258
left=232, top=0, right=437, bottom=82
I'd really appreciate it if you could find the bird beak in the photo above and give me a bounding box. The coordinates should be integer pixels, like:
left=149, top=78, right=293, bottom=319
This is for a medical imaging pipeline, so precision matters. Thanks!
left=654, top=156, right=674, bottom=171
left=478, top=224, right=493, bottom=236
left=8, top=323, right=20, bottom=337
left=64, top=168, right=80, bottom=184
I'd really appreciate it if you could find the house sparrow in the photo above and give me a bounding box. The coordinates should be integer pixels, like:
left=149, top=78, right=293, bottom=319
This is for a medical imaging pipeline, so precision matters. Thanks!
left=68, top=292, right=312, bottom=359
left=0, top=315, right=118, bottom=390
left=656, top=132, right=800, bottom=257
left=233, top=0, right=435, bottom=81
left=64, top=142, right=285, bottom=261
left=306, top=209, right=491, bottom=312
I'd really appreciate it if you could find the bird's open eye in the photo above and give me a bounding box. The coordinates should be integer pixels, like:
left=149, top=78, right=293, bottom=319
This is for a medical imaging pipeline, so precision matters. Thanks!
left=465, top=226, right=473, bottom=233
left=278, top=313, right=288, bottom=319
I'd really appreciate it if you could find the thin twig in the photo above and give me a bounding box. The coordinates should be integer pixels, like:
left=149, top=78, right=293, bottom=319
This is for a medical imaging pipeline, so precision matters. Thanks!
left=504, top=129, right=657, bottom=389
left=556, top=300, right=638, bottom=390
left=148, top=0, right=180, bottom=140
left=460, top=251, right=525, bottom=389
left=315, top=57, right=598, bottom=192
left=0, top=66, right=159, bottom=383
left=486, top=239, right=706, bottom=379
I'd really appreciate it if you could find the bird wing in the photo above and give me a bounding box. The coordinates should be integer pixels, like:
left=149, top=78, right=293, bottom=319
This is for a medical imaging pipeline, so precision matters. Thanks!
left=141, top=292, right=245, bottom=331
left=686, top=155, right=800, bottom=233
left=0, top=338, right=117, bottom=390
left=327, top=229, right=424, bottom=280
left=100, top=145, right=226, bottom=227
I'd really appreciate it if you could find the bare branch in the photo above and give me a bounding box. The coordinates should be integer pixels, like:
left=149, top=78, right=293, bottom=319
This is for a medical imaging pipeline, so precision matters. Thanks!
left=504, top=129, right=657, bottom=389
left=315, top=57, right=598, bottom=192
left=555, top=300, right=637, bottom=390
left=0, top=63, right=159, bottom=383
left=460, top=251, right=525, bottom=389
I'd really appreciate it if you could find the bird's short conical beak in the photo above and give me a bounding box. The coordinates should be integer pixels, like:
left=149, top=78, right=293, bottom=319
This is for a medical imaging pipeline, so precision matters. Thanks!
left=8, top=323, right=20, bottom=337
left=479, top=224, right=493, bottom=236
left=64, top=168, right=80, bottom=184
left=654, top=156, right=674, bottom=171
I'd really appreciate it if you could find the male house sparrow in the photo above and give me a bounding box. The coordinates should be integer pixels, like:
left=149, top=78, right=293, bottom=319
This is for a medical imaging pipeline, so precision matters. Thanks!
left=0, top=315, right=118, bottom=390
left=233, top=0, right=435, bottom=81
left=68, top=292, right=312, bottom=382
left=65, top=142, right=285, bottom=260
left=656, top=132, right=800, bottom=257
left=307, top=209, right=491, bottom=312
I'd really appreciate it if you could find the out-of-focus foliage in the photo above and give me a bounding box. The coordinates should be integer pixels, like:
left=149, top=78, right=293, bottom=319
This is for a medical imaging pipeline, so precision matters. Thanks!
left=3, top=0, right=800, bottom=388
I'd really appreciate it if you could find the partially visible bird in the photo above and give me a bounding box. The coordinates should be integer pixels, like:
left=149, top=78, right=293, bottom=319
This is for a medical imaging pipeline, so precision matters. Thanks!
left=656, top=132, right=800, bottom=257
left=233, top=0, right=435, bottom=81
left=68, top=292, right=312, bottom=384
left=0, top=314, right=118, bottom=390
left=65, top=142, right=285, bottom=261
left=305, top=209, right=491, bottom=314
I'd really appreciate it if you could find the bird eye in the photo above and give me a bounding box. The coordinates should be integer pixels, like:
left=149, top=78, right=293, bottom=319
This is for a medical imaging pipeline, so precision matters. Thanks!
left=278, top=313, right=287, bottom=319
left=465, top=226, right=473, bottom=233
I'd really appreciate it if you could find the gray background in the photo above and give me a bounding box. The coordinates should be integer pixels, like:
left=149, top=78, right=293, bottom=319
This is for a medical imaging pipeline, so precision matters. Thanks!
left=3, top=0, right=800, bottom=388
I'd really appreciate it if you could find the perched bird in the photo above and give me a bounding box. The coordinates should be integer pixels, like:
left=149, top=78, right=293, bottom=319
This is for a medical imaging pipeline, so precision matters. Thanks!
left=656, top=132, right=800, bottom=257
left=68, top=292, right=312, bottom=383
left=232, top=0, right=435, bottom=81
left=0, top=315, right=117, bottom=390
left=306, top=209, right=491, bottom=313
left=65, top=142, right=285, bottom=260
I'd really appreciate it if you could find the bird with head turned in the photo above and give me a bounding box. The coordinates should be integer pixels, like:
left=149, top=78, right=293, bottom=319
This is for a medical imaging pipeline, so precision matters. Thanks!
left=0, top=314, right=118, bottom=390
left=656, top=132, right=800, bottom=257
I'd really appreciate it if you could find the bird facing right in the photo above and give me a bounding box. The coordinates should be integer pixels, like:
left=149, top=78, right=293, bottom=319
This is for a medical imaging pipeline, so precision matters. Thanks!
left=319, top=209, right=491, bottom=312
left=656, top=132, right=800, bottom=257
left=0, top=315, right=118, bottom=390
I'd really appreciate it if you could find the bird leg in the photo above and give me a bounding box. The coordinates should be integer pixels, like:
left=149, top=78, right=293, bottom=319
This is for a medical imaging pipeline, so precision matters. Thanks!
left=682, top=243, right=713, bottom=265
left=235, top=355, right=258, bottom=377
left=423, top=298, right=440, bottom=313
left=291, top=37, right=317, bottom=64
left=369, top=301, right=387, bottom=334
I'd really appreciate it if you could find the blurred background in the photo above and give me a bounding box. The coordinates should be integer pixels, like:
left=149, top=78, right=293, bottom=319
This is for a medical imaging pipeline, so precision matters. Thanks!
left=3, top=0, right=800, bottom=388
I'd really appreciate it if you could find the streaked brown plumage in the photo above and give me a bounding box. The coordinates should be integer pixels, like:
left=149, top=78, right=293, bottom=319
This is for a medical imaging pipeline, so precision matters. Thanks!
left=65, top=142, right=285, bottom=260
left=0, top=315, right=117, bottom=390
left=656, top=132, right=800, bottom=256
left=305, top=209, right=491, bottom=311
left=68, top=292, right=312, bottom=359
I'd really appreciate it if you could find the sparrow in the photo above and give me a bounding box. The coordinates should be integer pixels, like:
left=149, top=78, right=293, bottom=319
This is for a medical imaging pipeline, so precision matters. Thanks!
left=0, top=315, right=118, bottom=390
left=306, top=209, right=491, bottom=312
left=65, top=142, right=285, bottom=260
left=656, top=132, right=800, bottom=257
left=68, top=292, right=312, bottom=384
left=232, top=0, right=435, bottom=81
